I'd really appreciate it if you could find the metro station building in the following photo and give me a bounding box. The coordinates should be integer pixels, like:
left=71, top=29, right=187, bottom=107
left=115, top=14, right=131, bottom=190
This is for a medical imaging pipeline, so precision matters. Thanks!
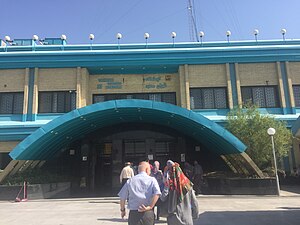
left=0, top=37, right=300, bottom=193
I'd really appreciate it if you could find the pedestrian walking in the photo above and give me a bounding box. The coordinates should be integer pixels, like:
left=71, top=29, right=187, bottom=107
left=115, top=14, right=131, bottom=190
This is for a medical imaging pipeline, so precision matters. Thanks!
left=120, top=162, right=135, bottom=188
left=160, top=160, right=199, bottom=225
left=193, top=160, right=203, bottom=195
left=151, top=161, right=164, bottom=220
left=184, top=162, right=194, bottom=180
left=118, top=161, right=161, bottom=225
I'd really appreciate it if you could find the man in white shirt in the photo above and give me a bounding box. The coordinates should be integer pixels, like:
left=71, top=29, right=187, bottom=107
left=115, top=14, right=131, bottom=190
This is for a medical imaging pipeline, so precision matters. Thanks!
left=118, top=161, right=161, bottom=225
left=120, top=162, right=135, bottom=187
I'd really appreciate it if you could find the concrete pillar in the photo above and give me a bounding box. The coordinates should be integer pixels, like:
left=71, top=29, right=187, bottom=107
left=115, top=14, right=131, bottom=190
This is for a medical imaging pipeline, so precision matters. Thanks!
left=178, top=65, right=190, bottom=109
left=235, top=63, right=242, bottom=108
left=226, top=63, right=234, bottom=109
left=82, top=68, right=89, bottom=107
left=77, top=68, right=89, bottom=108
left=22, top=68, right=29, bottom=121
left=285, top=62, right=295, bottom=108
left=76, top=67, right=82, bottom=108
left=276, top=62, right=287, bottom=108
left=32, top=68, right=39, bottom=115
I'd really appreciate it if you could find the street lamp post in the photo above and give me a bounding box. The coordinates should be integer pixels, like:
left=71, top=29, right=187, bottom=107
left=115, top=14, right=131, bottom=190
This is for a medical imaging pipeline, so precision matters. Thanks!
left=267, top=127, right=280, bottom=196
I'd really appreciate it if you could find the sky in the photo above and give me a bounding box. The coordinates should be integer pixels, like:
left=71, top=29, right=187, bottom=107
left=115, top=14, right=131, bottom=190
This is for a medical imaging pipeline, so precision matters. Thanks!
left=1, top=0, right=300, bottom=45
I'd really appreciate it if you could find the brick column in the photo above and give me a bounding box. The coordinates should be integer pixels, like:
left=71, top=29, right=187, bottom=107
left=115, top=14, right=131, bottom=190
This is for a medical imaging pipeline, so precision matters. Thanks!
left=276, top=62, right=287, bottom=108
left=226, top=63, right=233, bottom=109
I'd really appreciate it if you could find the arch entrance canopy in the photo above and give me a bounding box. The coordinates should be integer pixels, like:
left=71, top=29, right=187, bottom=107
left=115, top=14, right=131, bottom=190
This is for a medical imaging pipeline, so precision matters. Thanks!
left=9, top=100, right=247, bottom=160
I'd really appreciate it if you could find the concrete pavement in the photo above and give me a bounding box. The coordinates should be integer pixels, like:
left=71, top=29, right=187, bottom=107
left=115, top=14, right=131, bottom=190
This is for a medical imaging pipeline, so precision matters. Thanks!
left=1, top=188, right=300, bottom=225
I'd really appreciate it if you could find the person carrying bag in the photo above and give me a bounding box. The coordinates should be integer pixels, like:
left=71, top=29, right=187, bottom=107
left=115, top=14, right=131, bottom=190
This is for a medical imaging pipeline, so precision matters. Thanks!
left=159, top=160, right=199, bottom=225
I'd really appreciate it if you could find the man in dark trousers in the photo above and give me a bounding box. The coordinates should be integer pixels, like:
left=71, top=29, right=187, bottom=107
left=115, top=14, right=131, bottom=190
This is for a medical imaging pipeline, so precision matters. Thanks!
left=118, top=161, right=161, bottom=225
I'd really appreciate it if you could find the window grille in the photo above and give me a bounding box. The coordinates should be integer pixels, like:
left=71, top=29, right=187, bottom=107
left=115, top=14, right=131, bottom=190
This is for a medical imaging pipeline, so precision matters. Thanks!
left=241, top=86, right=279, bottom=108
left=0, top=92, right=24, bottom=114
left=39, top=91, right=76, bottom=113
left=93, top=92, right=176, bottom=105
left=190, top=87, right=227, bottom=109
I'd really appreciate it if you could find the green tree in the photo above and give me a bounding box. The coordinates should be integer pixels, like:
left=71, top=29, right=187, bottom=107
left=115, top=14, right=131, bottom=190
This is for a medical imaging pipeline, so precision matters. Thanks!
left=226, top=105, right=292, bottom=169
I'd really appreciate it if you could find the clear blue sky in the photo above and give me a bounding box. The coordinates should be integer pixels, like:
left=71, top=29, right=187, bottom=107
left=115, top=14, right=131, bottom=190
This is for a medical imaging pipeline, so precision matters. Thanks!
left=1, top=0, right=300, bottom=44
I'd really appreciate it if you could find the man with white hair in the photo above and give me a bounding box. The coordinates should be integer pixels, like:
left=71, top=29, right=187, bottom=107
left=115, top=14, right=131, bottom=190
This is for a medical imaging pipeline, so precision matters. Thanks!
left=118, top=161, right=161, bottom=225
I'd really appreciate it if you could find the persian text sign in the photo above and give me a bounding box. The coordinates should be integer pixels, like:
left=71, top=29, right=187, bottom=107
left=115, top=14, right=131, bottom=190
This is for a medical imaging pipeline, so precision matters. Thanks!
left=97, top=78, right=122, bottom=89
left=144, top=76, right=167, bottom=89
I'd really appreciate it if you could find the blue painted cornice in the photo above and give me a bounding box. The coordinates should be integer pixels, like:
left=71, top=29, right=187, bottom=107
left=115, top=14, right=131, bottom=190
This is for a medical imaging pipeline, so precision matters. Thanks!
left=0, top=40, right=300, bottom=73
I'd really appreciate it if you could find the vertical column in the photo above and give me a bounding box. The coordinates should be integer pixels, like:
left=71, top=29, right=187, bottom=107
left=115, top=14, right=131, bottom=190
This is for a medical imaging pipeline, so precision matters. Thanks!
left=227, top=63, right=239, bottom=108
left=22, top=68, right=29, bottom=122
left=234, top=63, right=242, bottom=107
left=26, top=68, right=35, bottom=121
left=76, top=67, right=82, bottom=108
left=184, top=65, right=191, bottom=110
left=225, top=63, right=233, bottom=109
left=82, top=68, right=89, bottom=107
left=276, top=62, right=287, bottom=113
left=285, top=62, right=296, bottom=114
left=32, top=68, right=39, bottom=120
left=178, top=65, right=190, bottom=109
left=179, top=66, right=186, bottom=108
left=76, top=68, right=89, bottom=108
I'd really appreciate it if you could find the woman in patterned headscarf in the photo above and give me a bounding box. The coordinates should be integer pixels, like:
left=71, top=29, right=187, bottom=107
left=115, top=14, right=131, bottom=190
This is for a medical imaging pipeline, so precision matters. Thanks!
left=160, top=160, right=199, bottom=225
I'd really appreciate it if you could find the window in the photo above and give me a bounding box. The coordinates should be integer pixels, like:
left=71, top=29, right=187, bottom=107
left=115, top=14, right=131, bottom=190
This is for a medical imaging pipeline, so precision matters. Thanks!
left=0, top=92, right=24, bottom=114
left=38, top=91, right=76, bottom=113
left=190, top=87, right=227, bottom=109
left=93, top=92, right=176, bottom=105
left=124, top=140, right=146, bottom=155
left=241, top=86, right=279, bottom=107
left=293, top=85, right=300, bottom=107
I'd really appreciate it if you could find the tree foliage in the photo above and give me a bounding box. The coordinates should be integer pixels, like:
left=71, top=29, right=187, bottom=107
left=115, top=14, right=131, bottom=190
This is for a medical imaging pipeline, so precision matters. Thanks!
left=226, top=105, right=292, bottom=169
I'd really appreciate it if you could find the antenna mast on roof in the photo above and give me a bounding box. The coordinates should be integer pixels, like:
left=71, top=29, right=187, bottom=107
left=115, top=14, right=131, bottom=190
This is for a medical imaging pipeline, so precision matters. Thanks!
left=187, top=0, right=199, bottom=42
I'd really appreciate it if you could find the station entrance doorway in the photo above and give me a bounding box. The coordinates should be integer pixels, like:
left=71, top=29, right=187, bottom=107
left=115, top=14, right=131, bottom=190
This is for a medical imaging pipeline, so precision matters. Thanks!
left=90, top=123, right=180, bottom=195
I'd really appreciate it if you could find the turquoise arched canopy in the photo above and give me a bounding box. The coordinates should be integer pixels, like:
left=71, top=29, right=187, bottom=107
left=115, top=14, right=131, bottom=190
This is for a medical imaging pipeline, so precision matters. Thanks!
left=9, top=100, right=247, bottom=160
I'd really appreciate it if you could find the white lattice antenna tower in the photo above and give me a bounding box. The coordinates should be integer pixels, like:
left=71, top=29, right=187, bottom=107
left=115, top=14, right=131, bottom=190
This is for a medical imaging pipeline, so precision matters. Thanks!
left=187, top=0, right=199, bottom=42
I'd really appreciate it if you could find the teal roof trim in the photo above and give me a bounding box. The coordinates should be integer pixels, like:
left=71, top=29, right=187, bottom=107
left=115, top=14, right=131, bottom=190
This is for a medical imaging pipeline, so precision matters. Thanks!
left=9, top=100, right=247, bottom=160
left=1, top=40, right=300, bottom=72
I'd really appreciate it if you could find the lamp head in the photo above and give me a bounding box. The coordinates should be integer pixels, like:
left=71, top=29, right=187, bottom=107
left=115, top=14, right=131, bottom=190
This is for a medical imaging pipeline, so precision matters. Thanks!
left=267, top=127, right=276, bottom=136
left=116, top=33, right=122, bottom=39
left=281, top=28, right=287, bottom=35
left=171, top=32, right=177, bottom=39
left=253, top=29, right=259, bottom=36
left=199, top=31, right=205, bottom=38
left=61, top=34, right=67, bottom=40
left=226, top=30, right=231, bottom=37
left=4, top=36, right=11, bottom=42
left=32, top=35, right=39, bottom=41
left=89, top=34, right=95, bottom=40
left=144, top=32, right=150, bottom=39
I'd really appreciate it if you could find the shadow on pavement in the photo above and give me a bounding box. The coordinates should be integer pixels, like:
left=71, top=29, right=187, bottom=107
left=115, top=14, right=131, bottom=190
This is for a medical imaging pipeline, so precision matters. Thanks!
left=97, top=218, right=167, bottom=224
left=97, top=218, right=127, bottom=223
left=195, top=209, right=300, bottom=225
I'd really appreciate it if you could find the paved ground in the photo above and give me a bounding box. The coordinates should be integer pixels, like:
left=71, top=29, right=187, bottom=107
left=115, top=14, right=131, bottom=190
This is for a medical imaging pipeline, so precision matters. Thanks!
left=1, top=187, right=300, bottom=225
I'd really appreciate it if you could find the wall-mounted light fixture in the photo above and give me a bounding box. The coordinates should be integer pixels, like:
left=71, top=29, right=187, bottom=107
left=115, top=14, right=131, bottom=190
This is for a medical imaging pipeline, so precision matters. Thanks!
left=116, top=33, right=122, bottom=49
left=89, top=33, right=95, bottom=50
left=61, top=34, right=67, bottom=50
left=171, top=32, right=176, bottom=47
left=32, top=35, right=39, bottom=51
left=144, top=32, right=150, bottom=48
left=4, top=36, right=12, bottom=52
left=253, top=29, right=259, bottom=42
left=226, top=30, right=231, bottom=43
left=281, top=28, right=286, bottom=41
left=199, top=31, right=205, bottom=45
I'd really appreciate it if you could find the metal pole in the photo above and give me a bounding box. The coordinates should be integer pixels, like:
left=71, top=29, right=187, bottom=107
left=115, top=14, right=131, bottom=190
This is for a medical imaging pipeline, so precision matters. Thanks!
left=271, top=135, right=280, bottom=196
